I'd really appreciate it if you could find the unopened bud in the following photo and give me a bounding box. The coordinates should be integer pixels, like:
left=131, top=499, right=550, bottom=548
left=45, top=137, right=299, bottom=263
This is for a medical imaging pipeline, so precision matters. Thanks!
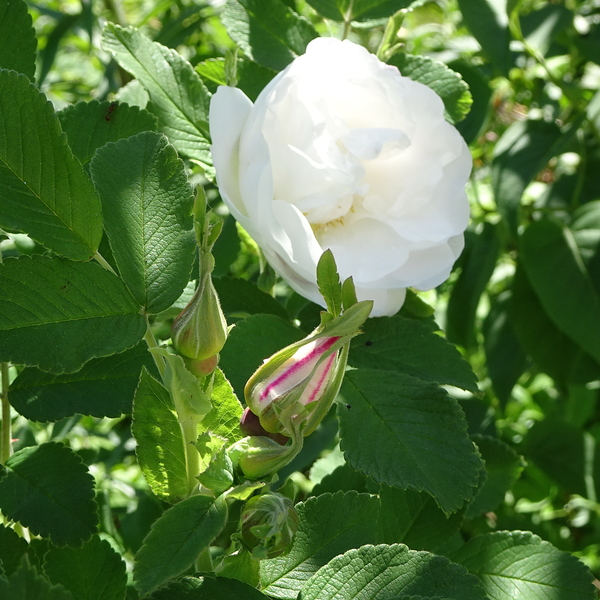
left=240, top=408, right=289, bottom=445
left=240, top=493, right=298, bottom=558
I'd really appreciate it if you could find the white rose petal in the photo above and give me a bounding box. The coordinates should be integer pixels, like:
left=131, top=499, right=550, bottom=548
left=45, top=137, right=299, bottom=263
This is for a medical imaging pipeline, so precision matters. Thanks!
left=209, top=37, right=472, bottom=317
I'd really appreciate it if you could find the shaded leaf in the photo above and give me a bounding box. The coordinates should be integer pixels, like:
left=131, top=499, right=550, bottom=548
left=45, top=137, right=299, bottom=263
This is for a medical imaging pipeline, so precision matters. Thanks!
left=0, top=0, right=36, bottom=78
left=305, top=0, right=413, bottom=22
left=213, top=276, right=288, bottom=320
left=0, top=556, right=74, bottom=600
left=0, top=524, right=28, bottom=577
left=147, top=575, right=270, bottom=599
left=0, top=442, right=98, bottom=547
left=0, top=255, right=147, bottom=374
left=0, top=70, right=102, bottom=260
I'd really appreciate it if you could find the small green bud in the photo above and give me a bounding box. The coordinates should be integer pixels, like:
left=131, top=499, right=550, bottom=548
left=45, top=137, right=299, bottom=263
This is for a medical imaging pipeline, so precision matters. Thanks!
left=240, top=493, right=299, bottom=558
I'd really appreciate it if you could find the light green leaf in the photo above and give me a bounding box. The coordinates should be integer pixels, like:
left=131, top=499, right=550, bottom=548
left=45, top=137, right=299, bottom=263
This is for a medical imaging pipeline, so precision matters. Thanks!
left=132, top=368, right=188, bottom=504
left=102, top=24, right=212, bottom=169
left=134, top=495, right=228, bottom=597
left=200, top=368, right=244, bottom=443
left=0, top=0, right=36, bottom=78
left=0, top=524, right=28, bottom=578
left=521, top=4, right=573, bottom=57
left=338, top=370, right=482, bottom=513
left=0, top=556, right=74, bottom=600
left=9, top=342, right=155, bottom=422
left=0, top=442, right=98, bottom=547
left=147, top=575, right=270, bottom=599
left=456, top=0, right=512, bottom=75
left=388, top=53, right=472, bottom=125
left=260, top=491, right=380, bottom=598
left=305, top=0, right=413, bottom=22
left=449, top=531, right=596, bottom=600
left=520, top=217, right=600, bottom=366
left=90, top=132, right=195, bottom=314
left=378, top=487, right=464, bottom=552
left=219, top=314, right=304, bottom=399
left=300, top=544, right=487, bottom=600
left=465, top=435, right=525, bottom=519
left=348, top=315, right=478, bottom=392
left=222, top=0, right=318, bottom=72
left=0, top=255, right=147, bottom=373
left=58, top=100, right=158, bottom=166
left=43, top=536, right=127, bottom=600
left=213, top=277, right=289, bottom=320
left=491, top=119, right=565, bottom=235
left=316, top=249, right=342, bottom=317
left=0, top=70, right=102, bottom=260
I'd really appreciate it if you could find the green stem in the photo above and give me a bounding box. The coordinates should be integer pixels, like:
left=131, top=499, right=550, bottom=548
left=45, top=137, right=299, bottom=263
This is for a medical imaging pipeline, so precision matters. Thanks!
left=341, top=0, right=355, bottom=40
left=182, top=420, right=201, bottom=496
left=143, top=320, right=166, bottom=380
left=1, top=363, right=12, bottom=464
left=93, top=251, right=118, bottom=276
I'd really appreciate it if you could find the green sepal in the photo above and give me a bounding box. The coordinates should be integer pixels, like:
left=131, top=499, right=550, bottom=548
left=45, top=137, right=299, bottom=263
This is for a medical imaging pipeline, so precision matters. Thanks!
left=317, top=249, right=342, bottom=317
left=341, top=277, right=358, bottom=311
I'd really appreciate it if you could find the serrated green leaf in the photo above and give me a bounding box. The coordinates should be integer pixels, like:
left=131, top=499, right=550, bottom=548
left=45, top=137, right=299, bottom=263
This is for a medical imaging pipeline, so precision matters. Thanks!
left=0, top=255, right=147, bottom=373
left=300, top=544, right=487, bottom=600
left=102, top=24, right=212, bottom=169
left=219, top=314, right=304, bottom=399
left=348, top=316, right=478, bottom=392
left=449, top=531, right=596, bottom=600
left=305, top=0, right=413, bottom=21
left=388, top=53, right=472, bottom=125
left=147, top=575, right=270, bottom=599
left=316, top=249, right=342, bottom=317
left=338, top=370, right=482, bottom=513
left=456, top=0, right=512, bottom=75
left=57, top=100, right=158, bottom=166
left=491, top=119, right=565, bottom=235
left=213, top=277, right=288, bottom=320
left=200, top=368, right=244, bottom=443
left=0, top=442, right=98, bottom=547
left=465, top=435, right=525, bottom=519
left=9, top=342, right=155, bottom=422
left=134, top=495, right=228, bottom=597
left=90, top=132, right=195, bottom=314
left=0, top=556, right=75, bottom=600
left=378, top=487, right=464, bottom=552
left=0, top=0, right=36, bottom=78
left=132, top=368, right=188, bottom=504
left=44, top=536, right=127, bottom=600
left=0, top=70, right=102, bottom=260
left=520, top=217, right=600, bottom=366
left=260, top=491, right=380, bottom=599
left=312, top=462, right=369, bottom=496
left=222, top=0, right=318, bottom=72
left=0, top=525, right=28, bottom=578
left=446, top=223, right=501, bottom=349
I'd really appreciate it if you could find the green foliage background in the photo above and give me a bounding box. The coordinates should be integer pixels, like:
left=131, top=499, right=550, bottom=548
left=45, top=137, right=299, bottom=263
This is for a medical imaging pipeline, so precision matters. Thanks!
left=2, top=0, right=600, bottom=598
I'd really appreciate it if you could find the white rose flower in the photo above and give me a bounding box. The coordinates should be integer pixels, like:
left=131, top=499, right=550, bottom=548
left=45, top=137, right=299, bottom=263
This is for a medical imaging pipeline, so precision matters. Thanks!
left=209, top=37, right=471, bottom=317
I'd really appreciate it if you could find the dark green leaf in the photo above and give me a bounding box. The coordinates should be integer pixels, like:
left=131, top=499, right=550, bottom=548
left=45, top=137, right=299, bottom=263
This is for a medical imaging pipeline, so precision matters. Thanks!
left=90, top=132, right=195, bottom=314
left=456, top=0, right=512, bottom=75
left=446, top=223, right=500, bottom=349
left=9, top=342, right=155, bottom=422
left=0, top=0, right=36, bottom=78
left=449, top=531, right=596, bottom=600
left=465, top=435, right=525, bottom=519
left=0, top=442, right=98, bottom=547
left=0, top=70, right=102, bottom=260
left=260, top=491, right=380, bottom=599
left=134, top=495, right=227, bottom=597
left=0, top=255, right=147, bottom=373
left=132, top=368, right=188, bottom=504
left=0, top=524, right=28, bottom=577
left=378, top=487, right=464, bottom=552
left=311, top=462, right=369, bottom=496
left=492, top=119, right=564, bottom=235
left=521, top=4, right=573, bottom=56
left=388, top=53, right=472, bottom=125
left=148, top=575, right=270, bottom=599
left=213, top=277, right=289, bottom=320
left=520, top=217, right=600, bottom=366
left=102, top=24, right=212, bottom=169
left=222, top=0, right=318, bottom=72
left=44, top=536, right=127, bottom=600
left=305, top=0, right=413, bottom=22
left=349, top=315, right=478, bottom=392
left=338, top=370, right=482, bottom=513
left=58, top=100, right=158, bottom=166
left=219, top=314, right=304, bottom=399
left=300, top=544, right=487, bottom=600
left=0, top=556, right=75, bottom=600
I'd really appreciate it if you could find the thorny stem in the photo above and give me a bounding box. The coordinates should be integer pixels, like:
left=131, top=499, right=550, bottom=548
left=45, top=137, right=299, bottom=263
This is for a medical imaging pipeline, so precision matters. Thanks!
left=1, top=362, right=12, bottom=464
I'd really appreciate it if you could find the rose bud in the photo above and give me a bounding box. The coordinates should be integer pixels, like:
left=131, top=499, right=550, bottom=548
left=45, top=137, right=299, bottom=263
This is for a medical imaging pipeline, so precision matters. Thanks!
left=240, top=493, right=299, bottom=558
left=245, top=335, right=341, bottom=435
left=240, top=407, right=289, bottom=445
left=171, top=252, right=227, bottom=369
left=229, top=435, right=299, bottom=480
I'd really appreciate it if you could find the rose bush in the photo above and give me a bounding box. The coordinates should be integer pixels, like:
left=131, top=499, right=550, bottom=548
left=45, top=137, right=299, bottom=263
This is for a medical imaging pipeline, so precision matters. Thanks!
left=209, top=37, right=472, bottom=316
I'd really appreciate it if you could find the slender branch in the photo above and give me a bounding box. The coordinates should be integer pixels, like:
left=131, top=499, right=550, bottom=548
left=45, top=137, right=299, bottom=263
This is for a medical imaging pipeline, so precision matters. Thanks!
left=341, top=0, right=355, bottom=40
left=1, top=363, right=12, bottom=464
left=143, top=320, right=166, bottom=380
